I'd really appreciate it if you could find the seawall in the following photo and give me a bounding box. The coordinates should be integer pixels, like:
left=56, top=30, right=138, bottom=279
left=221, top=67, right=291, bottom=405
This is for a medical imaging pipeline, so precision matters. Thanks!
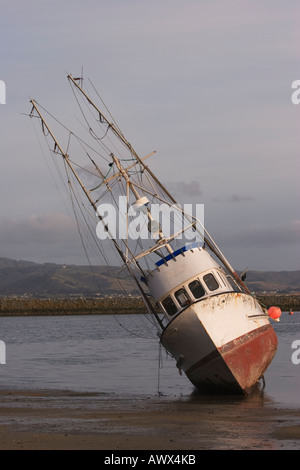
left=0, top=294, right=299, bottom=316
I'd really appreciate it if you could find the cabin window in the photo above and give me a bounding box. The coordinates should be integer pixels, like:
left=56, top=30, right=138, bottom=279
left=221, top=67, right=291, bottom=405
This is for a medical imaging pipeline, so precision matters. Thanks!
left=162, top=296, right=178, bottom=316
left=188, top=279, right=205, bottom=299
left=203, top=272, right=219, bottom=291
left=175, top=288, right=190, bottom=308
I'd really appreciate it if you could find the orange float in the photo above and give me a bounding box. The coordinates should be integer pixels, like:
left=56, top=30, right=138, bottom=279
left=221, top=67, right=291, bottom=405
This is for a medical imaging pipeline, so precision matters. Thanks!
left=268, top=306, right=281, bottom=322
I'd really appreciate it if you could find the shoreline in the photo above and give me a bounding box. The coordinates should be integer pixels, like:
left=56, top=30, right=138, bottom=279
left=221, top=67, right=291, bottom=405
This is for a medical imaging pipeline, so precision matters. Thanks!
left=0, top=388, right=299, bottom=450
left=0, top=294, right=299, bottom=316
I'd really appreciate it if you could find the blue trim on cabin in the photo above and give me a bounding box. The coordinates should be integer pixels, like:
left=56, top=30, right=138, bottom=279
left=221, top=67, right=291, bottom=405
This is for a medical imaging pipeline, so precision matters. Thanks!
left=155, top=242, right=200, bottom=267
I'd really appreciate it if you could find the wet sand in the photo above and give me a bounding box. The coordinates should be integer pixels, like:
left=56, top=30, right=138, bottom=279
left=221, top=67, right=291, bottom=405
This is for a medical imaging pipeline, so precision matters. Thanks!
left=0, top=389, right=299, bottom=450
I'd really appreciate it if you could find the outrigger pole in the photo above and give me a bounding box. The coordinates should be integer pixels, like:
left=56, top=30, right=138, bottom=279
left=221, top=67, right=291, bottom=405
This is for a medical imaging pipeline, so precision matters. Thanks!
left=29, top=99, right=165, bottom=331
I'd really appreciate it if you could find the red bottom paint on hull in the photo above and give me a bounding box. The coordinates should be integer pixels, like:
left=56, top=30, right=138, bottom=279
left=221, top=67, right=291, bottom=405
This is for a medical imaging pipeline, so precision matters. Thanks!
left=221, top=323, right=278, bottom=393
left=186, top=324, right=278, bottom=394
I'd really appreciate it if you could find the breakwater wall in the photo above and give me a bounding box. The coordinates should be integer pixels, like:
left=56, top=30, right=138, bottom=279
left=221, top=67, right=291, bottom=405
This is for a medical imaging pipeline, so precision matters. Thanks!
left=0, top=294, right=299, bottom=316
left=255, top=294, right=300, bottom=311
left=0, top=297, right=147, bottom=316
left=0, top=297, right=146, bottom=316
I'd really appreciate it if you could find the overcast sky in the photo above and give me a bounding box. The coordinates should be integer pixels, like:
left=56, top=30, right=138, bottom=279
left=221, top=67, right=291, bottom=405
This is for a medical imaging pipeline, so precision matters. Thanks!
left=0, top=0, right=299, bottom=271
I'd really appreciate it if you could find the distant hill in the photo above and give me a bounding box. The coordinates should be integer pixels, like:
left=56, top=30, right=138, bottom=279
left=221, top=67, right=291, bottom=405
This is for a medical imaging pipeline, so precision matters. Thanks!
left=0, top=257, right=299, bottom=296
left=0, top=257, right=138, bottom=296
left=239, top=270, right=300, bottom=294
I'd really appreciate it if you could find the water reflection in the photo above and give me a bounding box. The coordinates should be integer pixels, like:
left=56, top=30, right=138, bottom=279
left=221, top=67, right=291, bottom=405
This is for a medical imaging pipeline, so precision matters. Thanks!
left=0, top=313, right=299, bottom=408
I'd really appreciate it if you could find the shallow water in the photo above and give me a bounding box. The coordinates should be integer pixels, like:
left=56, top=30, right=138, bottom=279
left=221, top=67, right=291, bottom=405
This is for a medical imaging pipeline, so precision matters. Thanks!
left=0, top=311, right=299, bottom=407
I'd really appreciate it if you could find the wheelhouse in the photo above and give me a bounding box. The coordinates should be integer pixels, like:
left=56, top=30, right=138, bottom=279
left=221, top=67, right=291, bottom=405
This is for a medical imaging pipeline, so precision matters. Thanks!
left=146, top=244, right=236, bottom=322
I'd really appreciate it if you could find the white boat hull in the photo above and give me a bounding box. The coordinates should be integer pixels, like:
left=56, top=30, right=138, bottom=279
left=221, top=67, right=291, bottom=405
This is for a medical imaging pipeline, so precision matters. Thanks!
left=160, top=292, right=278, bottom=394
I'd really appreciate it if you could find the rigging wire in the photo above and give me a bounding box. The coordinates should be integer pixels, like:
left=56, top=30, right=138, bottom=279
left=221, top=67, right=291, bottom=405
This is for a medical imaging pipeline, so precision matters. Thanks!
left=32, top=100, right=111, bottom=163
left=30, top=118, right=75, bottom=222
left=90, top=163, right=114, bottom=192
left=69, top=78, right=113, bottom=152
left=30, top=93, right=168, bottom=336
left=69, top=78, right=132, bottom=162
left=65, top=159, right=158, bottom=339
left=88, top=78, right=125, bottom=137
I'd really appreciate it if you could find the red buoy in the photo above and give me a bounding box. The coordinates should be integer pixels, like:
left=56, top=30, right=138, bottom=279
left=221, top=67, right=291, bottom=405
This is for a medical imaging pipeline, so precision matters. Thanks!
left=268, top=306, right=281, bottom=322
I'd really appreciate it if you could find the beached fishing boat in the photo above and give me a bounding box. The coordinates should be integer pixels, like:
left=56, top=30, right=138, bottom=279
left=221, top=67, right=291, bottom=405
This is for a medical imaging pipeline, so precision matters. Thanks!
left=29, top=73, right=278, bottom=394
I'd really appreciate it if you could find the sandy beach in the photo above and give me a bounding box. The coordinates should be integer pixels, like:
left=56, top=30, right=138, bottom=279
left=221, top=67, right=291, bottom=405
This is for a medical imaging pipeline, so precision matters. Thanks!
left=0, top=389, right=299, bottom=450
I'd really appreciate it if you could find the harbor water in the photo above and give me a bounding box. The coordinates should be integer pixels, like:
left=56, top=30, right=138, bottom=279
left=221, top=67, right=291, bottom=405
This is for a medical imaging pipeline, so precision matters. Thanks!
left=0, top=311, right=299, bottom=407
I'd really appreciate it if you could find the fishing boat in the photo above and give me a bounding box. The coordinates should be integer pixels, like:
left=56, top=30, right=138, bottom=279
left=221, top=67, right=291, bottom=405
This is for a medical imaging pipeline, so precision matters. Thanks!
left=29, top=73, right=278, bottom=394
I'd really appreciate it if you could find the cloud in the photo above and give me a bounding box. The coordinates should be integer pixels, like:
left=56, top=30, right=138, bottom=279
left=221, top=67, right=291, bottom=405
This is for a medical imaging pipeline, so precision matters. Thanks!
left=214, top=194, right=255, bottom=203
left=228, top=194, right=255, bottom=203
left=0, top=212, right=117, bottom=265
left=0, top=213, right=84, bottom=263
left=167, top=180, right=202, bottom=199
left=0, top=0, right=298, bottom=272
left=0, top=213, right=76, bottom=245
left=221, top=219, right=300, bottom=248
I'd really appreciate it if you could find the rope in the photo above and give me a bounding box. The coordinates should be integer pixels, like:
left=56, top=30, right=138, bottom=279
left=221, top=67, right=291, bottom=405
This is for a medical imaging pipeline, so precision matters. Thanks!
left=90, top=163, right=114, bottom=191
left=157, top=342, right=164, bottom=397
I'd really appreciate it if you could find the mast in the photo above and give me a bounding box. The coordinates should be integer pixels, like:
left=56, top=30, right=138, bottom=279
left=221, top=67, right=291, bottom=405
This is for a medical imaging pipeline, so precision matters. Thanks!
left=67, top=74, right=250, bottom=293
left=110, top=153, right=173, bottom=255
left=29, top=99, right=165, bottom=330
